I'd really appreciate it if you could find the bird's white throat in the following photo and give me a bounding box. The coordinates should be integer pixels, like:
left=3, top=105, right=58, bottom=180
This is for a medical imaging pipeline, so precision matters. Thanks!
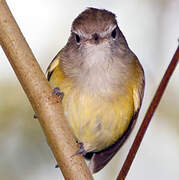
left=78, top=42, right=123, bottom=95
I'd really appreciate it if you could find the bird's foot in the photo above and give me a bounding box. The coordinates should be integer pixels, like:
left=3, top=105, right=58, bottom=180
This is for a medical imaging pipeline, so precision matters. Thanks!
left=55, top=142, right=87, bottom=169
left=34, top=87, right=63, bottom=119
left=33, top=114, right=38, bottom=119
left=74, top=142, right=87, bottom=156
left=51, top=87, right=64, bottom=101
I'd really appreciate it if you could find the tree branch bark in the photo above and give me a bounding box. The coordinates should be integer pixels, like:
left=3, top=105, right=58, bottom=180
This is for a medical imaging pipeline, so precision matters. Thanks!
left=0, top=1, right=93, bottom=180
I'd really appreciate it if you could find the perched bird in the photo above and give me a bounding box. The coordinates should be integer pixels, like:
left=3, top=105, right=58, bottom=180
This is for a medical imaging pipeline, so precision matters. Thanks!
left=47, top=8, right=145, bottom=173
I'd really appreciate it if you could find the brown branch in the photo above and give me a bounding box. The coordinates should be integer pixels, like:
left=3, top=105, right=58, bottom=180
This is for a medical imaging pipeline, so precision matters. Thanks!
left=117, top=46, right=179, bottom=180
left=0, top=1, right=93, bottom=180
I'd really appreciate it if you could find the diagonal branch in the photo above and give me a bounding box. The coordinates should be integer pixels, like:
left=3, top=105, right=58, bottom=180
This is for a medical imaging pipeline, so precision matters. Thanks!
left=0, top=1, right=93, bottom=180
left=117, top=45, right=179, bottom=180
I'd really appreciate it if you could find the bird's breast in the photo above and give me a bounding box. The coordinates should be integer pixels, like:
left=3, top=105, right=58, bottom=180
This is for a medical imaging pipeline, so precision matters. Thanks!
left=49, top=64, right=135, bottom=152
left=62, top=87, right=134, bottom=152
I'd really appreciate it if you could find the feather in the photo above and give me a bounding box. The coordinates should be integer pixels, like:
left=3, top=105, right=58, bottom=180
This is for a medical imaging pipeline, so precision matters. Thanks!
left=46, top=52, right=61, bottom=80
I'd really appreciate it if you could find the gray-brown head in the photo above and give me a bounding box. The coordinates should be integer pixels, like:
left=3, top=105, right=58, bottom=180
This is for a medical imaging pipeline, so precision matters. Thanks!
left=61, top=8, right=135, bottom=92
left=72, top=8, right=117, bottom=43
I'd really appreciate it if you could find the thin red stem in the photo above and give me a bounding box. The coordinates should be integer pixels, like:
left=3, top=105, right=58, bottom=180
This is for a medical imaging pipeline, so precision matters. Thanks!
left=117, top=45, right=179, bottom=180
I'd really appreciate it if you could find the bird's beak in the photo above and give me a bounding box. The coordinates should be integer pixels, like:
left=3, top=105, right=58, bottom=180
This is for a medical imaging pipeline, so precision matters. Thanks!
left=87, top=33, right=101, bottom=45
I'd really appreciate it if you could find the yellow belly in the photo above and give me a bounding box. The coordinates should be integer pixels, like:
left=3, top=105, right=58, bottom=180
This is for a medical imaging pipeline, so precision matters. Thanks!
left=49, top=67, right=134, bottom=152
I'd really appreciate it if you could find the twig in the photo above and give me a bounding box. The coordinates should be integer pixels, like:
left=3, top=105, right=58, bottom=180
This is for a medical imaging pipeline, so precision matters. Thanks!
left=0, top=1, right=93, bottom=180
left=117, top=46, right=179, bottom=180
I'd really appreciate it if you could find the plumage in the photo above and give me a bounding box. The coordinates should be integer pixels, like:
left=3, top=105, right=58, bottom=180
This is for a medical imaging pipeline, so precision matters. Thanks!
left=47, top=7, right=145, bottom=173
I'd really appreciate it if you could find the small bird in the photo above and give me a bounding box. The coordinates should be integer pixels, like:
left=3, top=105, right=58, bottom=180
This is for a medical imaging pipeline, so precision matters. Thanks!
left=47, top=8, right=145, bottom=173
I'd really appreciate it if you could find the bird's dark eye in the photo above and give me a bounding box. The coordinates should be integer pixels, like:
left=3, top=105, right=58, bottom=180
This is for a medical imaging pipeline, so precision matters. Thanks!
left=111, top=28, right=117, bottom=39
left=75, top=34, right=81, bottom=43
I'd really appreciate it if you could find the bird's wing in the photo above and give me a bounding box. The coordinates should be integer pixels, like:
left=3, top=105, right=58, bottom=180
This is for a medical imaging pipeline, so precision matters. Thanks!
left=46, top=52, right=61, bottom=81
left=89, top=71, right=145, bottom=174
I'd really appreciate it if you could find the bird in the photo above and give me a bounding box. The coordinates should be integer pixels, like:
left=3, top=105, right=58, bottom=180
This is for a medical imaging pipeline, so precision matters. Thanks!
left=47, top=7, right=145, bottom=173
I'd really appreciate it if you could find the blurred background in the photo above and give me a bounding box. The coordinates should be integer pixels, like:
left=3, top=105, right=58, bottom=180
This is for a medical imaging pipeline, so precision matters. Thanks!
left=0, top=0, right=179, bottom=179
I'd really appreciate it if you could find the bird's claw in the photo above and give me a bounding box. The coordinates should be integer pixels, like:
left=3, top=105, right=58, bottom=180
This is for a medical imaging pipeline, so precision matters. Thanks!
left=33, top=114, right=38, bottom=119
left=55, top=142, right=87, bottom=169
left=74, top=142, right=87, bottom=156
left=51, top=87, right=64, bottom=101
